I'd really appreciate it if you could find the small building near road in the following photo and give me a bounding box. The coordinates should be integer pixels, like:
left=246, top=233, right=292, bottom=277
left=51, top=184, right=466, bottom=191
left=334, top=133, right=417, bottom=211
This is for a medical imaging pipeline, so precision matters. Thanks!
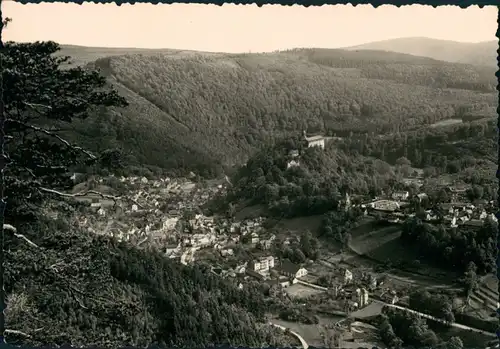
left=279, top=260, right=308, bottom=279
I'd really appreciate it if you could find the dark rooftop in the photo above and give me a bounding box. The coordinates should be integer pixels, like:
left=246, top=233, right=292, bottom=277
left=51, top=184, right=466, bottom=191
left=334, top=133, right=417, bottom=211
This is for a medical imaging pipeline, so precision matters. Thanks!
left=280, top=260, right=301, bottom=274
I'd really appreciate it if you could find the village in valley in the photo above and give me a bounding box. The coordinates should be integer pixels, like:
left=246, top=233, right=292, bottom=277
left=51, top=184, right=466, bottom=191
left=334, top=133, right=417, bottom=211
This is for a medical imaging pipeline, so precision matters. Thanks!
left=64, top=132, right=499, bottom=349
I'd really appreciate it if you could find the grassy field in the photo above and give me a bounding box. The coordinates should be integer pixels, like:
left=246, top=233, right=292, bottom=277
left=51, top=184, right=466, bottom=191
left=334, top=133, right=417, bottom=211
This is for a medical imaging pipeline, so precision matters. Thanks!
left=348, top=223, right=420, bottom=266
left=276, top=215, right=324, bottom=234
left=348, top=222, right=459, bottom=282
left=285, top=284, right=325, bottom=299
left=234, top=204, right=266, bottom=220
left=481, top=274, right=498, bottom=293
left=349, top=225, right=402, bottom=256
left=351, top=302, right=385, bottom=319
left=465, top=274, right=499, bottom=320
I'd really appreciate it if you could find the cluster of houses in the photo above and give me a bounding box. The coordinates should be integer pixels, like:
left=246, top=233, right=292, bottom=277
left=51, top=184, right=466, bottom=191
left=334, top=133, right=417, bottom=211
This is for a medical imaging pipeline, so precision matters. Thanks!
left=360, top=185, right=497, bottom=229
left=160, top=214, right=278, bottom=261
left=74, top=175, right=229, bottom=249
left=209, top=247, right=385, bottom=312
left=437, top=202, right=497, bottom=228
left=208, top=253, right=308, bottom=289
left=214, top=254, right=314, bottom=294
left=335, top=271, right=407, bottom=311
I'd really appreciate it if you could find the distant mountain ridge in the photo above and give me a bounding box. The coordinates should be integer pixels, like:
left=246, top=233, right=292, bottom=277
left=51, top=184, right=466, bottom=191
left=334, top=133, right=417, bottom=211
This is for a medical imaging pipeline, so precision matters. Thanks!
left=343, top=37, right=497, bottom=67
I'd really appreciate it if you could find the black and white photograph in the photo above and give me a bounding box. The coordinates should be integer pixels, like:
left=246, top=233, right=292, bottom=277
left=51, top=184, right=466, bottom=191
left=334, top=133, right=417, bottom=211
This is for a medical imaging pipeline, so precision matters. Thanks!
left=1, top=2, right=499, bottom=349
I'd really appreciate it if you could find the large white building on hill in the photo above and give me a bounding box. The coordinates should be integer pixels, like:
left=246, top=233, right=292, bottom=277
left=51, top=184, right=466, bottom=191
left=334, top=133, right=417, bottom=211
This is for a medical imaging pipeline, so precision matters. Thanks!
left=303, top=131, right=326, bottom=149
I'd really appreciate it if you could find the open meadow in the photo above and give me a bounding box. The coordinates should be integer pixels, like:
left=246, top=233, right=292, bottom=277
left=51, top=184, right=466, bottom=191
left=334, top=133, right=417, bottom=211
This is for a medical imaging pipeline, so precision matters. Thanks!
left=285, top=283, right=326, bottom=299
left=348, top=220, right=459, bottom=282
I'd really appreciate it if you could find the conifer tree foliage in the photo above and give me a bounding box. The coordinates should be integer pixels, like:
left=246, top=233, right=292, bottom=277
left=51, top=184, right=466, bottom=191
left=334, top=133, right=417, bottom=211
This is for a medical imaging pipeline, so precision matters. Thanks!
left=3, top=41, right=128, bottom=226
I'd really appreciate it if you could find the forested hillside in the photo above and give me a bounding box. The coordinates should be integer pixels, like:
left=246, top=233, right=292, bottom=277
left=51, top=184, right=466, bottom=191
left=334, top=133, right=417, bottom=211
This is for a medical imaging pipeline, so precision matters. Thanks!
left=340, top=118, right=498, bottom=198
left=220, top=135, right=397, bottom=219
left=58, top=45, right=497, bottom=176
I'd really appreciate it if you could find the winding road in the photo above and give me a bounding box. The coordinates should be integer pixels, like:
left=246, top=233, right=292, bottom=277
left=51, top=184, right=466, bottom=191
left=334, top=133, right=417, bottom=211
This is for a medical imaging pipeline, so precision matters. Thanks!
left=377, top=300, right=497, bottom=337
left=296, top=279, right=328, bottom=291
left=270, top=322, right=309, bottom=349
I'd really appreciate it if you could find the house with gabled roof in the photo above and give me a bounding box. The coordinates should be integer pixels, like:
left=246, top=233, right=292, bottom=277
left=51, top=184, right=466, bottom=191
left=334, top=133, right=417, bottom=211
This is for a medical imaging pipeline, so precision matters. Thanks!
left=279, top=260, right=308, bottom=279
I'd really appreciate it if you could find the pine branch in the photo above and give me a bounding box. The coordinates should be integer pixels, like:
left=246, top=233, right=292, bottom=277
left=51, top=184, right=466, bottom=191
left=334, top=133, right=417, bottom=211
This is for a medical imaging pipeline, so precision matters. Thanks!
left=23, top=102, right=52, bottom=110
left=6, top=119, right=96, bottom=160
left=5, top=329, right=32, bottom=338
left=4, top=327, right=45, bottom=339
left=3, top=224, right=39, bottom=248
left=13, top=233, right=39, bottom=249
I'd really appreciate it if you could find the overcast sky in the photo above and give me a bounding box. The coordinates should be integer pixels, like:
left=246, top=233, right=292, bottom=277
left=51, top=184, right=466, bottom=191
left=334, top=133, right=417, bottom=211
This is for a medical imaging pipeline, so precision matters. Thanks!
left=3, top=3, right=497, bottom=53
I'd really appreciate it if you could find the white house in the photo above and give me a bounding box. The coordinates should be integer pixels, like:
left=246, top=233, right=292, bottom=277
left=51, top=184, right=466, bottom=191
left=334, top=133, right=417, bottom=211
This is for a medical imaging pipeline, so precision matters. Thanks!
left=258, top=256, right=275, bottom=270
left=248, top=256, right=275, bottom=273
left=220, top=249, right=234, bottom=257
left=287, top=160, right=300, bottom=169
left=235, top=263, right=247, bottom=274
left=339, top=267, right=353, bottom=284
left=354, top=288, right=370, bottom=308
left=250, top=232, right=260, bottom=244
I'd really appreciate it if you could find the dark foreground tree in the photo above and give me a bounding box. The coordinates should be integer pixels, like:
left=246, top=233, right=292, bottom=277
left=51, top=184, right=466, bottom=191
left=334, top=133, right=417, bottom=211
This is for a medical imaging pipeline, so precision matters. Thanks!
left=3, top=41, right=128, bottom=226
left=1, top=40, right=127, bottom=344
